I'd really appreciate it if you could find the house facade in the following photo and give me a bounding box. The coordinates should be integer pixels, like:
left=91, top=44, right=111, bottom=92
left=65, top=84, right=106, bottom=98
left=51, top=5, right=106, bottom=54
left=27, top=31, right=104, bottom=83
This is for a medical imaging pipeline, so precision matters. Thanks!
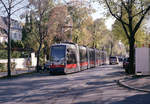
left=10, top=18, right=22, bottom=41
left=0, top=16, right=8, bottom=43
left=0, top=16, right=22, bottom=43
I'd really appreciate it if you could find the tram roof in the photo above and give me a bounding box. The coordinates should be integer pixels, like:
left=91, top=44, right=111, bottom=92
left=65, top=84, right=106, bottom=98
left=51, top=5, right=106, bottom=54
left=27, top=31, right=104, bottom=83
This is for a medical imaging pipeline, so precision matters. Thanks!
left=51, top=42, right=77, bottom=47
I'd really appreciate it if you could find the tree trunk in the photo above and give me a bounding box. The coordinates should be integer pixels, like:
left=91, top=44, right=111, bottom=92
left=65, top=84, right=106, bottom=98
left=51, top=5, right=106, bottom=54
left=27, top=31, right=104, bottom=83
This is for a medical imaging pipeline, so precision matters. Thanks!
left=109, top=42, right=113, bottom=57
left=36, top=42, right=42, bottom=72
left=128, top=37, right=135, bottom=74
left=7, top=14, right=11, bottom=77
left=36, top=19, right=42, bottom=72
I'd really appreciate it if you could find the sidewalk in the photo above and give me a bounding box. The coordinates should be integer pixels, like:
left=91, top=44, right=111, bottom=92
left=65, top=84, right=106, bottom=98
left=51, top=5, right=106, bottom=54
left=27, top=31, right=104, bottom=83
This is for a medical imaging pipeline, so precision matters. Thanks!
left=118, top=76, right=150, bottom=92
left=0, top=68, right=35, bottom=78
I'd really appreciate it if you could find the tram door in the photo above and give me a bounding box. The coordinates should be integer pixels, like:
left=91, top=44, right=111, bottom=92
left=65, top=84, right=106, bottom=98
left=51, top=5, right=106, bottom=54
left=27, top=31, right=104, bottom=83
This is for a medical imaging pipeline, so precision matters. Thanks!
left=66, top=45, right=80, bottom=73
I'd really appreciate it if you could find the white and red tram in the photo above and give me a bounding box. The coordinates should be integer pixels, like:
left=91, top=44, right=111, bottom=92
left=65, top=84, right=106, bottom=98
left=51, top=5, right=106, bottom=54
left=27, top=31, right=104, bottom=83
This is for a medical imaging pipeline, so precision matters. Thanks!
left=49, top=42, right=107, bottom=74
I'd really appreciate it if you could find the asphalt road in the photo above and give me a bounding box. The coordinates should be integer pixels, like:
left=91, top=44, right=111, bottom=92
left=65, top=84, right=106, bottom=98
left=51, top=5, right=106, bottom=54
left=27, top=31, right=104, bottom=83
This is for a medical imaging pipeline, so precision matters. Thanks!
left=0, top=64, right=149, bottom=104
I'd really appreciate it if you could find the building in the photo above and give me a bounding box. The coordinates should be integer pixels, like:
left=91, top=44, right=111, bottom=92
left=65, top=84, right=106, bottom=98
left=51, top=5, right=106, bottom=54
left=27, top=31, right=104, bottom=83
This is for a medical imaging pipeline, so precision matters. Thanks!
left=0, top=16, right=22, bottom=43
left=0, top=17, right=8, bottom=43
left=9, top=18, right=22, bottom=41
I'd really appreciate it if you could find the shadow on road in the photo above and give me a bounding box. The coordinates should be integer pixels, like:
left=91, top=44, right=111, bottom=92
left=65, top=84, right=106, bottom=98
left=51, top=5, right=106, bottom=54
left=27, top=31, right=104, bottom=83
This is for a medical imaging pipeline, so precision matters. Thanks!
left=106, top=71, right=126, bottom=77
left=109, top=93, right=150, bottom=104
left=0, top=64, right=131, bottom=104
left=74, top=93, right=150, bottom=104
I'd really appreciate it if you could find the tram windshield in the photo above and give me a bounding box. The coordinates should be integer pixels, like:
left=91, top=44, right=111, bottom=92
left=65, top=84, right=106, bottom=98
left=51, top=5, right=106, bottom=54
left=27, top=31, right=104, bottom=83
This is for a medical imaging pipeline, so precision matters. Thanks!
left=50, top=46, right=66, bottom=61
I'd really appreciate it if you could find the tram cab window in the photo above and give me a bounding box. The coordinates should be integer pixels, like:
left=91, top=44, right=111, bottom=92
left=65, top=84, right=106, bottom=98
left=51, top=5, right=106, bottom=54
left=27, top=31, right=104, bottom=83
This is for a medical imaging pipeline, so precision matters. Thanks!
left=50, top=46, right=65, bottom=61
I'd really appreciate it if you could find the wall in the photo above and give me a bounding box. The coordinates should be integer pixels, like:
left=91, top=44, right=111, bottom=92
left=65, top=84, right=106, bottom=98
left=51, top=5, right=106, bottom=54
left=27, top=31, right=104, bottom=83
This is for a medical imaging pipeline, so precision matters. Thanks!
left=0, top=53, right=37, bottom=69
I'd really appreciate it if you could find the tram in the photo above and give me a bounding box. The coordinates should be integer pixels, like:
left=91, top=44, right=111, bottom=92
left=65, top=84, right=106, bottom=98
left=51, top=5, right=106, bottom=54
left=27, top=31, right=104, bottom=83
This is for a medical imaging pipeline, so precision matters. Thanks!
left=49, top=42, right=107, bottom=74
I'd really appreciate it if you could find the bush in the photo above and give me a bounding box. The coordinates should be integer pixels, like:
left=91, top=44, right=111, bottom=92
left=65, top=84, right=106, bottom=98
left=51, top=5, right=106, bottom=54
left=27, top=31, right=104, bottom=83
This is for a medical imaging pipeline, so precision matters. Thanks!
left=0, top=63, right=16, bottom=72
left=0, top=50, right=7, bottom=59
left=0, top=50, right=22, bottom=59
left=11, top=51, right=22, bottom=58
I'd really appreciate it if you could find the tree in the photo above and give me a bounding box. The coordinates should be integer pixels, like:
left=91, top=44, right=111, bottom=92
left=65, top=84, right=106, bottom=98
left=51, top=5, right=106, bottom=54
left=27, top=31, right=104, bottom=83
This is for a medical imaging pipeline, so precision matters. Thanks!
left=90, top=19, right=108, bottom=48
left=112, top=10, right=147, bottom=50
left=74, top=16, right=93, bottom=46
left=28, top=0, right=54, bottom=71
left=47, top=0, right=94, bottom=46
left=98, top=0, right=150, bottom=74
left=22, top=13, right=39, bottom=51
left=47, top=5, right=71, bottom=43
left=0, top=0, right=27, bottom=77
left=63, top=0, right=94, bottom=46
left=22, top=14, right=31, bottom=41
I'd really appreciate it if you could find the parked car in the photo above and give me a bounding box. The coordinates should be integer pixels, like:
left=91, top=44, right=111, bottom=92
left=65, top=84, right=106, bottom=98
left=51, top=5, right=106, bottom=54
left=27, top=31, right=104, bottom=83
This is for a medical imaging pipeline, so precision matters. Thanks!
left=118, top=57, right=123, bottom=62
left=123, top=57, right=129, bottom=69
left=109, top=56, right=119, bottom=65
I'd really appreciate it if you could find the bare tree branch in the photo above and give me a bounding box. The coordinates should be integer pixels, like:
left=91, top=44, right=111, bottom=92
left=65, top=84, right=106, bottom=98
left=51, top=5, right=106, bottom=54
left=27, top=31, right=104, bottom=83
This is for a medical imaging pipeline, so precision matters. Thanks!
left=104, top=0, right=129, bottom=26
left=11, top=0, right=24, bottom=9
left=10, top=0, right=13, bottom=6
left=41, top=7, right=48, bottom=17
left=121, top=0, right=129, bottom=13
left=120, top=1, right=123, bottom=19
left=11, top=6, right=26, bottom=15
left=0, top=5, right=4, bottom=10
left=132, top=7, right=148, bottom=18
left=133, top=5, right=150, bottom=36
left=0, top=0, right=9, bottom=14
left=104, top=0, right=117, bottom=18
left=120, top=21, right=130, bottom=40
left=33, top=32, right=41, bottom=43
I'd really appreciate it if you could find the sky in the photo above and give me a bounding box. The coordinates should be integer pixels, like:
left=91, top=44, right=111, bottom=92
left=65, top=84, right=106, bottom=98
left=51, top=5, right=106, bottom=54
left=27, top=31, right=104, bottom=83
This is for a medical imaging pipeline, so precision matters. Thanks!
left=91, top=2, right=115, bottom=30
left=0, top=0, right=28, bottom=22
left=0, top=0, right=115, bottom=30
left=91, top=2, right=105, bottom=20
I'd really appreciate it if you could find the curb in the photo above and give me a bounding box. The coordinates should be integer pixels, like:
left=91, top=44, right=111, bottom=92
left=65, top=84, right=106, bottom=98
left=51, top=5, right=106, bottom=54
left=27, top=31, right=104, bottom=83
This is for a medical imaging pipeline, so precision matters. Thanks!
left=117, top=79, right=150, bottom=93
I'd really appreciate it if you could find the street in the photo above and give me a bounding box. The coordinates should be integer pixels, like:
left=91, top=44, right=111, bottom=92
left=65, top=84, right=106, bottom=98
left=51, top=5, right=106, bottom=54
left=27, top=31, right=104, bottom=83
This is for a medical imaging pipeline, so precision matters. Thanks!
left=0, top=64, right=149, bottom=104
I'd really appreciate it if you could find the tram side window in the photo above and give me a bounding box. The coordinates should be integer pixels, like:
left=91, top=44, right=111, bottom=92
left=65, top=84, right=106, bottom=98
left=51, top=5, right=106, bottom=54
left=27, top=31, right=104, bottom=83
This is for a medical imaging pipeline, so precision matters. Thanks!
left=89, top=51, right=92, bottom=61
left=92, top=51, right=95, bottom=61
left=67, top=49, right=77, bottom=64
left=79, top=51, right=82, bottom=61
left=83, top=50, right=87, bottom=62
left=80, top=49, right=87, bottom=62
left=96, top=52, right=99, bottom=60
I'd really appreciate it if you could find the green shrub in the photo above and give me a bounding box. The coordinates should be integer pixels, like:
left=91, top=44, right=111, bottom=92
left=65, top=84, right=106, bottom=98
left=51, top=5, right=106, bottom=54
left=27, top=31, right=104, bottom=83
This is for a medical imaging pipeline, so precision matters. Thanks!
left=0, top=62, right=16, bottom=72
left=0, top=50, right=7, bottom=59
